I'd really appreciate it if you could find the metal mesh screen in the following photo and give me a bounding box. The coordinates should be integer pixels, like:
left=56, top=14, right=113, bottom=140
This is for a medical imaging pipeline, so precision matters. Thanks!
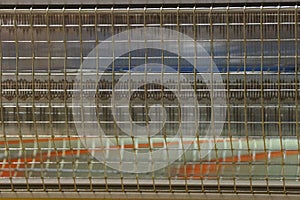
left=0, top=5, right=299, bottom=198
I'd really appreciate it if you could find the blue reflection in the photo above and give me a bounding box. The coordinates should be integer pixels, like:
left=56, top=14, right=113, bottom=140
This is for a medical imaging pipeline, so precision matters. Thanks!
left=105, top=48, right=296, bottom=73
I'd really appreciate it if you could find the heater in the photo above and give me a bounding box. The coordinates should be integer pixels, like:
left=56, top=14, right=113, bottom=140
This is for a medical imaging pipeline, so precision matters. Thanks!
left=0, top=1, right=299, bottom=199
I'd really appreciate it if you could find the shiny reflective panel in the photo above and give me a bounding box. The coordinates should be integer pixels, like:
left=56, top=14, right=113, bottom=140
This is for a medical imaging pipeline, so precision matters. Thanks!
left=0, top=6, right=299, bottom=195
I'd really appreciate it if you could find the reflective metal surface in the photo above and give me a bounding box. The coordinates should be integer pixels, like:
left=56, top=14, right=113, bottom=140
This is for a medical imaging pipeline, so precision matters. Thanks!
left=0, top=5, right=299, bottom=198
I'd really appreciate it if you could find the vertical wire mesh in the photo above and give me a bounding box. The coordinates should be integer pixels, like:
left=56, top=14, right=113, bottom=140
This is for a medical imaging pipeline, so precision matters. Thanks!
left=0, top=5, right=299, bottom=195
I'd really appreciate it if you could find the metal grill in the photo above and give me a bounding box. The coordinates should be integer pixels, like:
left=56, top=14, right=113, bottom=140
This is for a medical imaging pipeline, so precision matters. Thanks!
left=0, top=5, right=300, bottom=198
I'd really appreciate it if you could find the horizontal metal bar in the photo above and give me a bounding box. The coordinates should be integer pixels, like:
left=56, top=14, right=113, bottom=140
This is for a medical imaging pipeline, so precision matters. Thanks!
left=0, top=5, right=298, bottom=13
left=0, top=0, right=298, bottom=6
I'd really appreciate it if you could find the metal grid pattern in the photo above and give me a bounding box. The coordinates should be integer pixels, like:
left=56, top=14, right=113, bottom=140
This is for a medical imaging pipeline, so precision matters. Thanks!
left=0, top=5, right=299, bottom=197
